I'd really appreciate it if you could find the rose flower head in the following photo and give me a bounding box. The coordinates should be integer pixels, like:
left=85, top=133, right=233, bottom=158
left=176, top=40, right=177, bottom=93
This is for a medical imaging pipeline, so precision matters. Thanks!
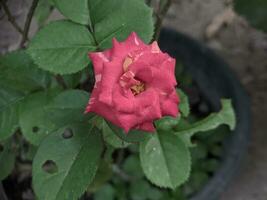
left=85, top=32, right=179, bottom=133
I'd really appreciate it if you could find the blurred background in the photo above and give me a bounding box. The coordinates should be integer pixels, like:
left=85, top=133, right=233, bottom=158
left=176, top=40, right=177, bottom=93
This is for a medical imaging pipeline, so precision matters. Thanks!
left=0, top=0, right=266, bottom=199
left=165, top=1, right=267, bottom=199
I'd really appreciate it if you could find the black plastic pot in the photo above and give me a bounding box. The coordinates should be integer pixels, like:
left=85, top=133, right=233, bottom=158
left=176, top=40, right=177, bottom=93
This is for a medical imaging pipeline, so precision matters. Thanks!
left=159, top=29, right=251, bottom=200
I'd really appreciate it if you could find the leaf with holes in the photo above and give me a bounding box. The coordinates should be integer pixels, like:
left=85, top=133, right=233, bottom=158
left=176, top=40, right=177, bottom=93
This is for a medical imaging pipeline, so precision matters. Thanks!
left=45, top=89, right=91, bottom=126
left=140, top=131, right=191, bottom=189
left=0, top=87, right=25, bottom=141
left=90, top=0, right=154, bottom=49
left=0, top=140, right=16, bottom=180
left=0, top=50, right=51, bottom=92
left=54, top=0, right=90, bottom=25
left=19, top=90, right=60, bottom=145
left=174, top=99, right=236, bottom=139
left=33, top=123, right=103, bottom=200
left=28, top=20, right=96, bottom=75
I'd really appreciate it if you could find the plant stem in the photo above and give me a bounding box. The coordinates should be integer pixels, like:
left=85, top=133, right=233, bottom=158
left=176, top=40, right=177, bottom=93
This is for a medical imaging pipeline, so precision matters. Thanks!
left=153, top=0, right=172, bottom=41
left=0, top=0, right=24, bottom=35
left=20, top=0, right=39, bottom=48
left=55, top=75, right=67, bottom=89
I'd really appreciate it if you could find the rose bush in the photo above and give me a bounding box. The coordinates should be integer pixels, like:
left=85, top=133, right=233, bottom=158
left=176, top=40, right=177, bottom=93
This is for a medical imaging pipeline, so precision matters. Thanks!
left=0, top=0, right=236, bottom=199
left=86, top=32, right=179, bottom=133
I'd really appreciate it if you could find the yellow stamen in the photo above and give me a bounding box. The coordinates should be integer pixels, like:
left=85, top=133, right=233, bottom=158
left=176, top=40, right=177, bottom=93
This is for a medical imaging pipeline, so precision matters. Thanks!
left=131, top=83, right=145, bottom=95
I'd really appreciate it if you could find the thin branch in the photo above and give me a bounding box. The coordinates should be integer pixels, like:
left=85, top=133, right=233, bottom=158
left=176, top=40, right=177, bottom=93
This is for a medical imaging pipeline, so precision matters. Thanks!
left=153, top=0, right=173, bottom=41
left=0, top=0, right=24, bottom=34
left=55, top=75, right=67, bottom=89
left=20, top=0, right=39, bottom=48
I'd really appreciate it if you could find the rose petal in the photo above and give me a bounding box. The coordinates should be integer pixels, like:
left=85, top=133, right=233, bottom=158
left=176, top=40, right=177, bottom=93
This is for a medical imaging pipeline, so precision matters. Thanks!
left=98, top=58, right=123, bottom=105
left=138, top=122, right=155, bottom=132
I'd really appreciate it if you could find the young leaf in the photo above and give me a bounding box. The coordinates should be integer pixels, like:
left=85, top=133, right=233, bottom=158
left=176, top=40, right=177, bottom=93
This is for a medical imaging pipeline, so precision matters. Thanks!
left=0, top=50, right=51, bottom=92
left=0, top=87, right=24, bottom=141
left=19, top=90, right=60, bottom=145
left=28, top=20, right=96, bottom=74
left=0, top=140, right=16, bottom=180
left=33, top=123, right=103, bottom=200
left=91, top=0, right=154, bottom=49
left=53, top=0, right=90, bottom=25
left=155, top=116, right=180, bottom=132
left=177, top=89, right=190, bottom=117
left=174, top=99, right=236, bottom=137
left=140, top=131, right=191, bottom=189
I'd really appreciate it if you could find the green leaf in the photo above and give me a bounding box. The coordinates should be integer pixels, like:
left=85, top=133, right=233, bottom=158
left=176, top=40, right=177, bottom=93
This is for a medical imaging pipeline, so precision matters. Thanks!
left=0, top=87, right=24, bottom=141
left=155, top=116, right=180, bottom=132
left=94, top=184, right=115, bottom=200
left=89, top=0, right=154, bottom=49
left=106, top=121, right=148, bottom=143
left=0, top=140, right=16, bottom=180
left=61, top=72, right=82, bottom=89
left=175, top=99, right=236, bottom=137
left=28, top=20, right=96, bottom=75
left=234, top=0, right=267, bottom=32
left=129, top=179, right=152, bottom=200
left=140, top=131, right=191, bottom=189
left=177, top=89, right=190, bottom=117
left=33, top=123, right=103, bottom=200
left=0, top=50, right=51, bottom=92
left=88, top=160, right=113, bottom=192
left=54, top=0, right=154, bottom=47
left=122, top=155, right=143, bottom=179
left=19, top=90, right=60, bottom=145
left=45, top=89, right=90, bottom=126
left=35, top=0, right=53, bottom=27
left=187, top=171, right=209, bottom=192
left=54, top=0, right=90, bottom=25
left=102, top=120, right=130, bottom=148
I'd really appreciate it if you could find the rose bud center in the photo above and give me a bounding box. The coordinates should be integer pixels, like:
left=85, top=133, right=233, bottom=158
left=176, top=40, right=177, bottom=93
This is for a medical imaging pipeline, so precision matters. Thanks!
left=120, top=56, right=146, bottom=96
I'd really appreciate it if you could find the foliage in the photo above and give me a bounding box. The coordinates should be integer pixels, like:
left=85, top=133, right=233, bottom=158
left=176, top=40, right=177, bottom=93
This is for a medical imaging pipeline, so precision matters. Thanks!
left=0, top=0, right=237, bottom=199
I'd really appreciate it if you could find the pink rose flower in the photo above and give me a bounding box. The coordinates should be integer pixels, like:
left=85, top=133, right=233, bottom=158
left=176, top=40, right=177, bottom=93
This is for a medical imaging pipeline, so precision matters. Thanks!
left=85, top=32, right=179, bottom=133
